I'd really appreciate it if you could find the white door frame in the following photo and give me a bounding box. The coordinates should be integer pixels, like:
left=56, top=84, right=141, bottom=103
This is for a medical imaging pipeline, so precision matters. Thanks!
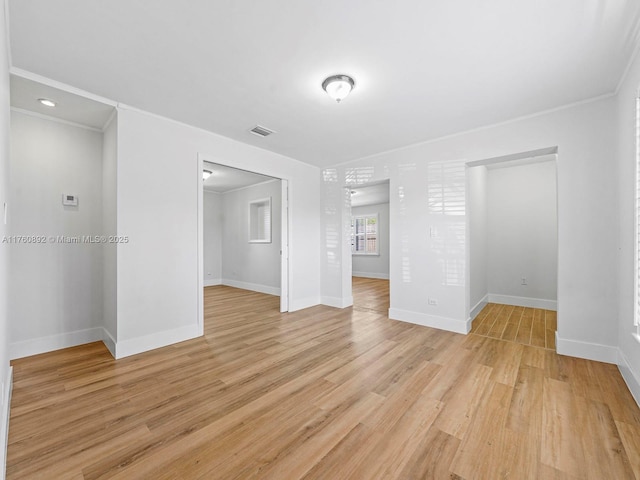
left=345, top=179, right=391, bottom=312
left=280, top=179, right=289, bottom=312
left=465, top=146, right=559, bottom=322
left=197, top=155, right=205, bottom=336
left=196, top=153, right=290, bottom=330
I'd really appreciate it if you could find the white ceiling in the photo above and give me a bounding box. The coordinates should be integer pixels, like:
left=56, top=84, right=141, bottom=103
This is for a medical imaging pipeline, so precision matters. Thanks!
left=10, top=75, right=114, bottom=129
left=8, top=1, right=640, bottom=168
left=350, top=181, right=390, bottom=207
left=203, top=163, right=276, bottom=194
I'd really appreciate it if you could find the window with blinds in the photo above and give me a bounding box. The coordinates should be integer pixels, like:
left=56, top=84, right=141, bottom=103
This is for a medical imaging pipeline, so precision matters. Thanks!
left=351, top=214, right=379, bottom=255
left=249, top=197, right=271, bottom=243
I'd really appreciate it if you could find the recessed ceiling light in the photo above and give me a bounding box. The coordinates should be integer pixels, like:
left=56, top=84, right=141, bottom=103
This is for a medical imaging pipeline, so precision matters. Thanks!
left=322, top=75, right=355, bottom=103
left=203, top=170, right=213, bottom=180
left=38, top=98, right=56, bottom=107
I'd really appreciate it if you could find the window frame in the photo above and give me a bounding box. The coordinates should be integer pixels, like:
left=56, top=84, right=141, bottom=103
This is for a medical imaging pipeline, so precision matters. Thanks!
left=248, top=197, right=272, bottom=244
left=351, top=213, right=379, bottom=256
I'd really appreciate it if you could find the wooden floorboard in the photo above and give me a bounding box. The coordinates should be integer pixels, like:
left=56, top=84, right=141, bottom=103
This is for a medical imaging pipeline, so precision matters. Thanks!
left=472, top=302, right=558, bottom=350
left=6, top=279, right=640, bottom=479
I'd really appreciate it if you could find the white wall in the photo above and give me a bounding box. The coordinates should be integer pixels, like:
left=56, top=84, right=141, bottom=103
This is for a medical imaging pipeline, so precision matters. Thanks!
left=102, top=113, right=117, bottom=353
left=468, top=165, right=488, bottom=315
left=221, top=180, right=281, bottom=295
left=321, top=95, right=618, bottom=357
left=351, top=202, right=390, bottom=279
left=9, top=111, right=104, bottom=358
left=114, top=106, right=320, bottom=357
left=616, top=47, right=640, bottom=404
left=203, top=191, right=222, bottom=286
left=486, top=161, right=557, bottom=309
left=0, top=1, right=11, bottom=475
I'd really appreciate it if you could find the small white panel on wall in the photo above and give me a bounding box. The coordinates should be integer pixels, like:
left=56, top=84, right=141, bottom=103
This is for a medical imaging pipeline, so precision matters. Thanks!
left=62, top=194, right=78, bottom=206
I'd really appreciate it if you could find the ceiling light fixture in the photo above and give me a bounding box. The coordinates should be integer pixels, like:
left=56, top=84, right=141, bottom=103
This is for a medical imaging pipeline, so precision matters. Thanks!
left=203, top=169, right=212, bottom=180
left=37, top=98, right=56, bottom=107
left=322, top=75, right=355, bottom=103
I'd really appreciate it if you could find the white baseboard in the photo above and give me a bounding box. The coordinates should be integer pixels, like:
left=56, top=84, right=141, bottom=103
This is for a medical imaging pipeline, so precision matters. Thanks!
left=470, top=295, right=489, bottom=322
left=618, top=348, right=640, bottom=409
left=222, top=279, right=280, bottom=296
left=114, top=323, right=201, bottom=359
left=288, top=296, right=320, bottom=312
left=102, top=328, right=116, bottom=358
left=0, top=366, right=13, bottom=480
left=9, top=327, right=105, bottom=360
left=9, top=322, right=204, bottom=361
left=555, top=332, right=618, bottom=364
left=204, top=278, right=222, bottom=287
left=352, top=272, right=390, bottom=280
left=389, top=308, right=471, bottom=334
left=488, top=293, right=557, bottom=311
left=321, top=296, right=354, bottom=309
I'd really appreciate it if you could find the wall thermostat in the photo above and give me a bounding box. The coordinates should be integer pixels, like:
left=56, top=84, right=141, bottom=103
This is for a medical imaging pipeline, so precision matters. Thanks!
left=62, top=194, right=78, bottom=206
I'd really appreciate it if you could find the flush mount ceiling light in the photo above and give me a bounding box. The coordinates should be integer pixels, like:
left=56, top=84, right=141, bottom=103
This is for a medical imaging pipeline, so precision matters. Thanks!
left=202, top=169, right=212, bottom=180
left=37, top=98, right=56, bottom=107
left=322, top=74, right=355, bottom=103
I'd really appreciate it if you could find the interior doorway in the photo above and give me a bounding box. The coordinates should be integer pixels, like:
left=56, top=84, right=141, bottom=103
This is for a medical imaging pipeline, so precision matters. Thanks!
left=348, top=180, right=390, bottom=315
left=467, top=148, right=558, bottom=349
left=197, top=157, right=289, bottom=331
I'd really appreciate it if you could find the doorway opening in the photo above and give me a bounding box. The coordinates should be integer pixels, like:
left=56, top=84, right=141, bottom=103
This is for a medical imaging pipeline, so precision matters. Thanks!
left=467, top=147, right=558, bottom=349
left=348, top=180, right=390, bottom=315
left=197, top=158, right=289, bottom=331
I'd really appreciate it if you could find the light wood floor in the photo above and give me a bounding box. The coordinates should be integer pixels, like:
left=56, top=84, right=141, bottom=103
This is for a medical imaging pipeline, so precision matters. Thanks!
left=471, top=303, right=557, bottom=350
left=7, top=282, right=640, bottom=479
left=352, top=276, right=389, bottom=314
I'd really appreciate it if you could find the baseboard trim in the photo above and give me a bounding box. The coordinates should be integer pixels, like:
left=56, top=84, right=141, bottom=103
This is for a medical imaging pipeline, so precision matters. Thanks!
left=102, top=328, right=116, bottom=358
left=352, top=272, right=390, bottom=280
left=321, top=296, right=354, bottom=309
left=470, top=295, right=489, bottom=322
left=9, top=327, right=105, bottom=360
left=114, top=323, right=201, bottom=359
left=488, top=293, right=557, bottom=311
left=555, top=332, right=618, bottom=364
left=389, top=308, right=471, bottom=334
left=288, top=296, right=320, bottom=312
left=618, top=348, right=640, bottom=408
left=204, top=278, right=222, bottom=287
left=222, top=279, right=280, bottom=296
left=0, top=366, right=13, bottom=480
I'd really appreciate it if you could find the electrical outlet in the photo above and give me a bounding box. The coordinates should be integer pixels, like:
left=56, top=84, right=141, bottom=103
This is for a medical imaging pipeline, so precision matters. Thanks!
left=521, top=277, right=527, bottom=285
left=428, top=298, right=438, bottom=306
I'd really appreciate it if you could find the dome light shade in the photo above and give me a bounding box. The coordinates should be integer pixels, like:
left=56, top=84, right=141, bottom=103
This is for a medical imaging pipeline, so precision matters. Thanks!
left=202, top=169, right=212, bottom=180
left=322, top=75, right=355, bottom=103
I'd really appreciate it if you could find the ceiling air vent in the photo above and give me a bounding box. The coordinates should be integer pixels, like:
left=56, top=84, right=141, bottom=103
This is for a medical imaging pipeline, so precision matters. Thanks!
left=249, top=125, right=275, bottom=137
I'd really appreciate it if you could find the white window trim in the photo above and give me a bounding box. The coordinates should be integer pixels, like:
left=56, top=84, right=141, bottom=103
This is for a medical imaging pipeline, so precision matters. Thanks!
left=352, top=213, right=379, bottom=256
left=248, top=197, right=272, bottom=244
